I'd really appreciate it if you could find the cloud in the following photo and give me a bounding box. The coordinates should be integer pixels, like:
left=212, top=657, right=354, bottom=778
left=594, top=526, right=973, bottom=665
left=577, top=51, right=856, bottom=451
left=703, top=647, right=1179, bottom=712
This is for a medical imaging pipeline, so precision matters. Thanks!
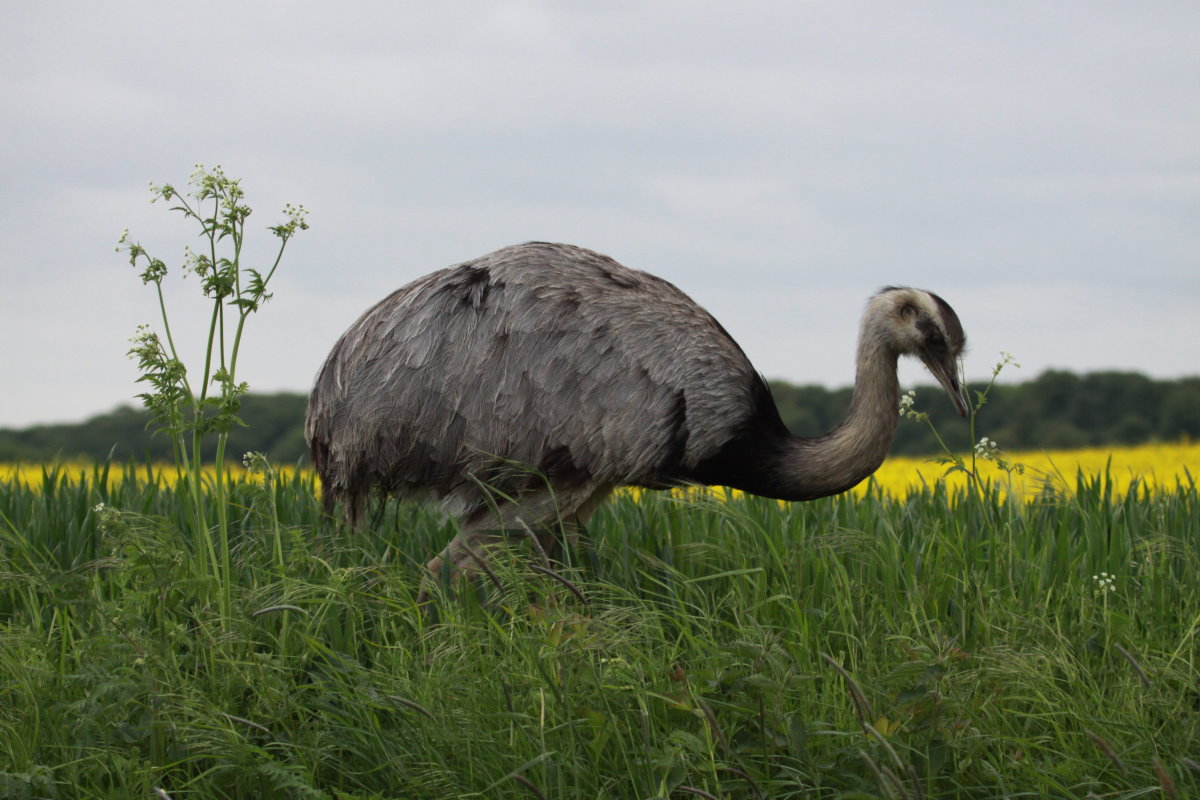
left=1, top=1, right=1197, bottom=427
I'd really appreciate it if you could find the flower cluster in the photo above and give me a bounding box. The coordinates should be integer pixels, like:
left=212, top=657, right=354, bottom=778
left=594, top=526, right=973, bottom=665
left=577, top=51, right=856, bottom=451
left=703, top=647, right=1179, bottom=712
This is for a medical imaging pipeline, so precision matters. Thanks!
left=974, top=437, right=1000, bottom=460
left=975, top=436, right=1025, bottom=475
left=128, top=324, right=158, bottom=352
left=242, top=451, right=270, bottom=474
left=92, top=502, right=125, bottom=535
left=271, top=202, right=310, bottom=239
left=1092, top=572, right=1116, bottom=595
left=117, top=229, right=168, bottom=285
left=899, top=390, right=927, bottom=421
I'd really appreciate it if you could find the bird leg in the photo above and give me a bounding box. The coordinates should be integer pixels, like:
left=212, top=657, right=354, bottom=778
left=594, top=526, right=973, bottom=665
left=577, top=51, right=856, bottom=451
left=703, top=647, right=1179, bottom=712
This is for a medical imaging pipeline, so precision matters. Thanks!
left=539, top=486, right=611, bottom=562
left=523, top=486, right=613, bottom=565
left=423, top=521, right=565, bottom=580
left=421, top=527, right=510, bottom=596
left=417, top=486, right=613, bottom=604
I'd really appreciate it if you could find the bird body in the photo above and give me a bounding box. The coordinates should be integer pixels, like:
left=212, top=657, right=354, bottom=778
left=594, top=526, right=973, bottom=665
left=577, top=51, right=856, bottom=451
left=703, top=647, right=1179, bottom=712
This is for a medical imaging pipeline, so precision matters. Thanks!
left=306, top=242, right=968, bottom=577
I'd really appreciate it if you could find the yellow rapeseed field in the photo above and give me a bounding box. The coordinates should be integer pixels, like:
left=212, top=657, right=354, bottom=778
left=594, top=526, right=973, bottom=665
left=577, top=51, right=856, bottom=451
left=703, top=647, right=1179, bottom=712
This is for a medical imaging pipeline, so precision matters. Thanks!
left=0, top=461, right=309, bottom=491
left=2, top=441, right=1196, bottom=500
left=862, top=440, right=1198, bottom=498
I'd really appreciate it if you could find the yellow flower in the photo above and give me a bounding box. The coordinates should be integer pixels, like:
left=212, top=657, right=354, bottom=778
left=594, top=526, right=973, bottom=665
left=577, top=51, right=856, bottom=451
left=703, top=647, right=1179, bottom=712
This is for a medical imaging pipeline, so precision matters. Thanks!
left=862, top=440, right=1200, bottom=499
left=3, top=441, right=1197, bottom=501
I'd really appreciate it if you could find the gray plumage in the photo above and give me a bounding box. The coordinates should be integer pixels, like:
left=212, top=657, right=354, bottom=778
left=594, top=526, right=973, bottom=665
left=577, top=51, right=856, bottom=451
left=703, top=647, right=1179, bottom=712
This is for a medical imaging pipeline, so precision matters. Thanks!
left=306, top=242, right=968, bottom=578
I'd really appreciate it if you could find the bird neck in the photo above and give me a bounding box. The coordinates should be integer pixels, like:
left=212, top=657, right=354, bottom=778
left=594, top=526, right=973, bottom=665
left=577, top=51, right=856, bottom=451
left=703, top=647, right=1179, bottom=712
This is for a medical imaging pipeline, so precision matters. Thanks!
left=770, top=336, right=901, bottom=500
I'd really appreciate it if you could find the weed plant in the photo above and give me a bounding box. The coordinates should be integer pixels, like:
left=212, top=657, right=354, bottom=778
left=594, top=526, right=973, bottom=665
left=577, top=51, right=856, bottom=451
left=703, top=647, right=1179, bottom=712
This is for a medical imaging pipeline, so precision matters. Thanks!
left=116, top=166, right=307, bottom=619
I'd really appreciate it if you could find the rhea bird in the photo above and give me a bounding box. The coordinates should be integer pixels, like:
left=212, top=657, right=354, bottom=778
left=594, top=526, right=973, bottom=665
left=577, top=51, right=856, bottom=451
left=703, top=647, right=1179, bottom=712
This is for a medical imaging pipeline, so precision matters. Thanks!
left=306, top=242, right=968, bottom=581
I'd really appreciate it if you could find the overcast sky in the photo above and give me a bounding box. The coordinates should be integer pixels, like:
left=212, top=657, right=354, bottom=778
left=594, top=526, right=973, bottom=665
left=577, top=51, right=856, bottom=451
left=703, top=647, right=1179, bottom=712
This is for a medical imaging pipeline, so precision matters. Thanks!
left=2, top=1, right=1197, bottom=429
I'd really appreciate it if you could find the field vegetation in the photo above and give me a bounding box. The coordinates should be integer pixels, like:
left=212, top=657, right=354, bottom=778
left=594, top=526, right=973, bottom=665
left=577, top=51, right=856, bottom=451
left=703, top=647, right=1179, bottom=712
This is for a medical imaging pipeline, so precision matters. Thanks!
left=2, top=454, right=1198, bottom=798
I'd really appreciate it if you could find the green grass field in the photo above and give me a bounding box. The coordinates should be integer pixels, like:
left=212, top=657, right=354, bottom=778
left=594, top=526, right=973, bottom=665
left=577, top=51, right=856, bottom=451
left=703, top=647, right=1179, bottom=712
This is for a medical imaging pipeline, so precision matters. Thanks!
left=1, top=463, right=1198, bottom=799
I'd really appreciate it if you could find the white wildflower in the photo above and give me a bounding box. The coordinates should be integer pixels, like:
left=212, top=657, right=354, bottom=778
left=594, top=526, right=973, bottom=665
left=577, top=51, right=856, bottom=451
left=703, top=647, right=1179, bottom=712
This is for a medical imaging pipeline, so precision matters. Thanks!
left=92, top=502, right=124, bottom=534
left=899, top=390, right=925, bottom=421
left=242, top=451, right=270, bottom=474
left=974, top=437, right=999, bottom=460
left=129, top=324, right=156, bottom=346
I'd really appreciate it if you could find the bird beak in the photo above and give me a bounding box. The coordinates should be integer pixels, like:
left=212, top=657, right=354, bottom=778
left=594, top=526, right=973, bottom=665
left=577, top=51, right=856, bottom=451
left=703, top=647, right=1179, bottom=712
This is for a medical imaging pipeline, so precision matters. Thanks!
left=924, top=355, right=970, bottom=417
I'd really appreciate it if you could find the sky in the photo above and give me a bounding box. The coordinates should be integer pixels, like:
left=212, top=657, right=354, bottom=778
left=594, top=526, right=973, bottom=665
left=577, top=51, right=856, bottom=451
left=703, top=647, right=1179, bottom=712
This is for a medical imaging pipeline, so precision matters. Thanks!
left=2, top=1, right=1197, bottom=429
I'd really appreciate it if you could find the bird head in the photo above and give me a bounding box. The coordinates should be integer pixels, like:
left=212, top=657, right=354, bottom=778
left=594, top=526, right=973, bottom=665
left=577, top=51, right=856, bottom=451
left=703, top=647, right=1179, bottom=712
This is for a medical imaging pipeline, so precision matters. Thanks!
left=873, top=287, right=970, bottom=416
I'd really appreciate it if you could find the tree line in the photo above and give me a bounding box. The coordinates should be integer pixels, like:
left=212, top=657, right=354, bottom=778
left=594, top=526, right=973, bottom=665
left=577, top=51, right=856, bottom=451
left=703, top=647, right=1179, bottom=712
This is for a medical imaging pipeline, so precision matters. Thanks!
left=2, top=370, right=1196, bottom=464
left=774, top=369, right=1200, bottom=455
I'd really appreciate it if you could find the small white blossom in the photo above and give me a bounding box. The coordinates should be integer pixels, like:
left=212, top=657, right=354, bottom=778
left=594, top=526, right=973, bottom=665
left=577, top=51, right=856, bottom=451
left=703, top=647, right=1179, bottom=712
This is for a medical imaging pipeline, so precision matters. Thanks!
left=974, top=437, right=1000, bottom=460
left=899, top=390, right=925, bottom=420
left=182, top=245, right=201, bottom=276
left=1091, top=572, right=1116, bottom=595
left=129, top=324, right=156, bottom=347
left=242, top=451, right=270, bottom=474
left=92, top=502, right=124, bottom=534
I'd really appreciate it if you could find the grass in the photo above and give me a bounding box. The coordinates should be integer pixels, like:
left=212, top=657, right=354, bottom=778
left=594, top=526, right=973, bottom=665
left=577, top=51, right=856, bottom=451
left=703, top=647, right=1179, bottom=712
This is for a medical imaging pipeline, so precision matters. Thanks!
left=1, top=460, right=1198, bottom=798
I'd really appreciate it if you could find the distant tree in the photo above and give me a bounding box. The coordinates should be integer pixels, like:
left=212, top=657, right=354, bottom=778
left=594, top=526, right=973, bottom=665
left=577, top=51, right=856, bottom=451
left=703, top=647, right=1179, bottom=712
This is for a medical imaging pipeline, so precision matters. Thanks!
left=769, top=383, right=849, bottom=437
left=1074, top=372, right=1160, bottom=445
left=1032, top=370, right=1081, bottom=422
left=0, top=393, right=310, bottom=464
left=1112, top=414, right=1153, bottom=444
left=2, top=371, right=1197, bottom=464
left=1031, top=420, right=1089, bottom=450
left=1159, top=379, right=1200, bottom=440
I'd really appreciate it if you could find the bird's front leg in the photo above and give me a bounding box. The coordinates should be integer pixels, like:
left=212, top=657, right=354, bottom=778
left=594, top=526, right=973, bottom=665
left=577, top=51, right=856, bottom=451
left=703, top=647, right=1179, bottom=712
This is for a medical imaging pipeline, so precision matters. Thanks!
left=417, top=528, right=509, bottom=603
